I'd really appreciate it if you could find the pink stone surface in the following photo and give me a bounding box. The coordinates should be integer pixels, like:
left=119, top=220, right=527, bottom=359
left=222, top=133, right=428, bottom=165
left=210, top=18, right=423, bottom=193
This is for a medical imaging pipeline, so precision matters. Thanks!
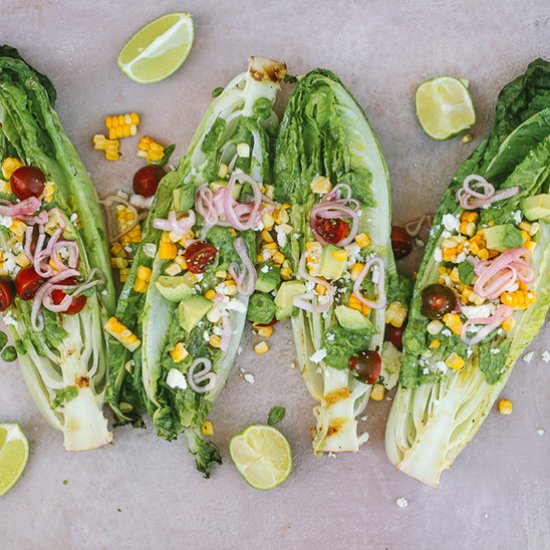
left=1, top=1, right=550, bottom=548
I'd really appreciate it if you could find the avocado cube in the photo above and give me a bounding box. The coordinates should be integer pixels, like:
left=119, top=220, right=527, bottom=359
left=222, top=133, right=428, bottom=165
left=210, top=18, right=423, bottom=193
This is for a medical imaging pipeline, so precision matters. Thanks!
left=318, top=245, right=347, bottom=280
left=274, top=280, right=307, bottom=320
left=484, top=224, right=523, bottom=252
left=155, top=275, right=194, bottom=302
left=521, top=194, right=550, bottom=221
left=255, top=263, right=281, bottom=293
left=178, top=296, right=213, bottom=333
left=334, top=305, right=374, bottom=331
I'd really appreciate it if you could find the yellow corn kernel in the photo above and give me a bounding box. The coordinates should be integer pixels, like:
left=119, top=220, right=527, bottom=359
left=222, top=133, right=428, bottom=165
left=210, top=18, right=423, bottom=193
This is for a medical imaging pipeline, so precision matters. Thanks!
left=272, top=251, right=285, bottom=265
left=104, top=317, right=141, bottom=351
left=137, top=265, right=152, bottom=282
left=254, top=341, right=269, bottom=355
left=201, top=420, right=214, bottom=436
left=370, top=384, right=385, bottom=401
left=263, top=242, right=278, bottom=251
left=209, top=334, right=222, bottom=348
left=281, top=267, right=292, bottom=280
left=315, top=283, right=327, bottom=296
left=310, top=175, right=332, bottom=194
left=443, top=313, right=463, bottom=335
left=502, top=317, right=515, bottom=331
left=461, top=211, right=479, bottom=223
left=445, top=352, right=465, bottom=371
left=331, top=249, right=348, bottom=262
left=224, top=280, right=238, bottom=296
left=498, top=399, right=513, bottom=415
left=274, top=208, right=289, bottom=225
left=15, top=252, right=30, bottom=268
left=442, top=248, right=457, bottom=262
left=354, top=233, right=371, bottom=248
left=261, top=229, right=274, bottom=243
left=254, top=324, right=273, bottom=338
left=385, top=301, right=407, bottom=328
left=218, top=163, right=228, bottom=179
left=9, top=220, right=26, bottom=238
left=170, top=342, right=189, bottom=363
left=525, top=240, right=537, bottom=253
left=362, top=304, right=371, bottom=316
left=305, top=241, right=319, bottom=251
left=158, top=242, right=177, bottom=260
left=348, top=294, right=363, bottom=311
left=106, top=112, right=139, bottom=140
left=1, top=157, right=24, bottom=180
left=202, top=289, right=216, bottom=301
left=430, top=339, right=441, bottom=349
left=261, top=213, right=275, bottom=230
left=111, top=242, right=126, bottom=257
left=119, top=268, right=130, bottom=283
left=349, top=263, right=365, bottom=282
left=41, top=183, right=55, bottom=203
left=133, top=279, right=148, bottom=293
left=111, top=257, right=129, bottom=269
left=477, top=249, right=489, bottom=260
left=449, top=267, right=460, bottom=284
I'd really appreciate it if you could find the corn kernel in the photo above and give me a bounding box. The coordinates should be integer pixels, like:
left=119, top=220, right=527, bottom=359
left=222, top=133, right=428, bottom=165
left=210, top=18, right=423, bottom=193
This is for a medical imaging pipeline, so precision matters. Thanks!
left=272, top=251, right=285, bottom=265
left=498, top=399, right=513, bottom=415
left=9, top=220, right=26, bottom=237
left=111, top=257, right=129, bottom=269
left=331, top=249, right=348, bottom=262
left=1, top=157, right=24, bottom=180
left=218, top=163, right=228, bottom=179
left=133, top=279, right=148, bottom=293
left=209, top=334, right=222, bottom=348
left=158, top=242, right=177, bottom=260
left=349, top=263, right=364, bottom=281
left=254, top=324, right=273, bottom=338
left=385, top=301, right=407, bottom=328
left=370, top=384, right=385, bottom=401
left=430, top=339, right=441, bottom=349
left=254, top=341, right=269, bottom=354
left=348, top=294, right=363, bottom=311
left=446, top=352, right=465, bottom=371
left=362, top=304, right=371, bottom=316
left=315, top=283, right=327, bottom=296
left=354, top=233, right=371, bottom=248
left=170, top=342, right=189, bottom=363
left=502, top=317, right=515, bottom=331
left=262, top=213, right=275, bottom=230
left=104, top=317, right=141, bottom=351
left=204, top=289, right=217, bottom=300
left=281, top=267, right=292, bottom=280
left=137, top=265, right=152, bottom=282
left=201, top=420, right=214, bottom=436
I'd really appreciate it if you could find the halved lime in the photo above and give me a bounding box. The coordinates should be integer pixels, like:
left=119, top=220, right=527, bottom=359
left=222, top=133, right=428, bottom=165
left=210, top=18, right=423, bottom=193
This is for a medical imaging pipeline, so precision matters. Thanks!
left=117, top=12, right=194, bottom=84
left=0, top=423, right=29, bottom=496
left=415, top=76, right=476, bottom=140
left=229, top=424, right=292, bottom=490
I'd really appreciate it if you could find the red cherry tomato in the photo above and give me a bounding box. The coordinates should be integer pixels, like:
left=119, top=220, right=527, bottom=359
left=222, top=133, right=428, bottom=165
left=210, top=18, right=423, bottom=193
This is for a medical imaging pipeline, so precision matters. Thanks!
left=184, top=241, right=218, bottom=274
left=349, top=350, right=382, bottom=384
left=313, top=217, right=349, bottom=244
left=132, top=165, right=165, bottom=197
left=0, top=278, right=15, bottom=311
left=15, top=266, right=45, bottom=300
left=10, top=166, right=46, bottom=200
left=385, top=324, right=406, bottom=351
left=421, top=283, right=456, bottom=320
left=391, top=225, right=413, bottom=260
left=50, top=277, right=87, bottom=315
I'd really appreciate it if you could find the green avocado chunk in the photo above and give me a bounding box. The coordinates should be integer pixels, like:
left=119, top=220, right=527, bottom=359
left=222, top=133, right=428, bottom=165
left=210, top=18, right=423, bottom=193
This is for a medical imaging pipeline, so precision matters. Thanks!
left=255, top=263, right=281, bottom=293
left=334, top=305, right=374, bottom=331
left=274, top=280, right=306, bottom=320
left=210, top=180, right=242, bottom=199
left=178, top=296, right=213, bottom=332
left=247, top=293, right=276, bottom=324
left=521, top=194, right=550, bottom=221
left=318, top=244, right=347, bottom=280
left=483, top=224, right=523, bottom=251
left=155, top=275, right=194, bottom=302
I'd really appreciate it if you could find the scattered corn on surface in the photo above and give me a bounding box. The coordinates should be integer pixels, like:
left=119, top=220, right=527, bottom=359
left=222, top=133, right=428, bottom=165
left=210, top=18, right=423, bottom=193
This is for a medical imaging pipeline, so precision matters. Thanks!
left=137, top=136, right=165, bottom=163
left=106, top=112, right=139, bottom=140
left=498, top=399, right=513, bottom=415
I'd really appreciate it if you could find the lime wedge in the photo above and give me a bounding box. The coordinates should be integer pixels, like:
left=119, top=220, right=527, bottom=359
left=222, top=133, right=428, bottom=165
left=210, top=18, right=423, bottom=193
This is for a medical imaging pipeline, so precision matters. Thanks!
left=415, top=76, right=476, bottom=140
left=229, top=424, right=292, bottom=490
left=0, top=423, right=29, bottom=496
left=117, top=12, right=194, bottom=84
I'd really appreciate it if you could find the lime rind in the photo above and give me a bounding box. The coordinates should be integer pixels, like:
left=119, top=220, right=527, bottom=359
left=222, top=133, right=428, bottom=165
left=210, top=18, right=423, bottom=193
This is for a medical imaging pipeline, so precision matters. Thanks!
left=117, top=12, right=194, bottom=84
left=229, top=424, right=292, bottom=491
left=415, top=75, right=476, bottom=140
left=0, top=423, right=29, bottom=497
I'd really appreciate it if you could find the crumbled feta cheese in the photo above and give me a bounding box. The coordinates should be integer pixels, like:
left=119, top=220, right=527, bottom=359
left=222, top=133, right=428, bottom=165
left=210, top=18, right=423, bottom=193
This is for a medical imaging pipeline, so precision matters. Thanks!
left=69, top=213, right=78, bottom=223
left=435, top=361, right=448, bottom=374
left=461, top=304, right=495, bottom=320
left=260, top=265, right=269, bottom=273
left=203, top=331, right=210, bottom=342
left=523, top=351, right=535, bottom=363
left=243, top=373, right=255, bottom=385
left=441, top=329, right=452, bottom=337
left=0, top=215, right=12, bottom=228
left=275, top=226, right=287, bottom=248
left=537, top=428, right=545, bottom=436
left=166, top=369, right=188, bottom=390
left=227, top=299, right=246, bottom=313
left=289, top=361, right=296, bottom=369
left=2, top=253, right=17, bottom=276
left=212, top=325, right=223, bottom=336
left=326, top=332, right=335, bottom=342
left=542, top=351, right=550, bottom=363
left=3, top=309, right=18, bottom=327
left=371, top=265, right=380, bottom=284
left=433, top=248, right=443, bottom=262
left=305, top=281, right=315, bottom=293
left=456, top=252, right=466, bottom=263
left=442, top=213, right=460, bottom=233
left=309, top=349, right=327, bottom=364
left=512, top=210, right=522, bottom=225
left=396, top=497, right=408, bottom=508
left=129, top=194, right=154, bottom=209
left=490, top=348, right=500, bottom=355
left=441, top=230, right=451, bottom=238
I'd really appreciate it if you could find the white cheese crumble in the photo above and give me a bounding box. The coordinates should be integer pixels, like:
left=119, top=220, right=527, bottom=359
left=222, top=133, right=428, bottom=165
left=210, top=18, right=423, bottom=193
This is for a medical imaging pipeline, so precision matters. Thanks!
left=461, top=304, right=495, bottom=320
left=433, top=248, right=443, bottom=262
left=542, top=351, right=550, bottom=363
left=203, top=331, right=210, bottom=342
left=0, top=215, right=13, bottom=228
left=442, top=213, right=460, bottom=233
left=396, top=497, right=408, bottom=508
left=435, top=361, right=448, bottom=374
left=512, top=210, right=522, bottom=225
left=523, top=351, right=535, bottom=363
left=227, top=300, right=246, bottom=313
left=325, top=332, right=335, bottom=342
left=490, top=348, right=500, bottom=355
left=309, top=349, right=327, bottom=364
left=260, top=265, right=269, bottom=274
left=243, top=373, right=255, bottom=384
left=3, top=309, right=18, bottom=327
left=275, top=226, right=287, bottom=248
left=537, top=428, right=545, bottom=436
left=166, top=369, right=188, bottom=390
left=289, top=361, right=296, bottom=369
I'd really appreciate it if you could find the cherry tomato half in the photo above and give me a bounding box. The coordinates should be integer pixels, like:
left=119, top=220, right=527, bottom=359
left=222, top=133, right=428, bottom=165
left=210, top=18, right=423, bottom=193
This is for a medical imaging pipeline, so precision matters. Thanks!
left=421, top=283, right=456, bottom=320
left=132, top=165, right=165, bottom=197
left=10, top=166, right=46, bottom=201
left=50, top=277, right=88, bottom=315
left=184, top=241, right=218, bottom=274
left=312, top=217, right=349, bottom=244
left=385, top=323, right=406, bottom=351
left=349, top=350, right=382, bottom=385
left=0, top=278, right=15, bottom=311
left=391, top=226, right=413, bottom=260
left=15, top=266, right=45, bottom=300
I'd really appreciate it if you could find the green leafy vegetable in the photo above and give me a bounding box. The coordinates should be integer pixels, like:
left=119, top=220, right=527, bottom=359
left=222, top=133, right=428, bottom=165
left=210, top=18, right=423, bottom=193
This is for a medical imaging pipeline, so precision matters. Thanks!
left=247, top=293, right=276, bottom=324
left=1, top=346, right=16, bottom=362
left=458, top=261, right=474, bottom=285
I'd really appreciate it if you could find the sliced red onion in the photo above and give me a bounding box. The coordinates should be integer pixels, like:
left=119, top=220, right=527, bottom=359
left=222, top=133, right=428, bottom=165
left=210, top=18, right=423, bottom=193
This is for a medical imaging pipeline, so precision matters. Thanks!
left=223, top=172, right=263, bottom=231
left=153, top=210, right=196, bottom=239
left=72, top=268, right=105, bottom=296
left=187, top=358, right=217, bottom=393
left=195, top=185, right=219, bottom=227
left=292, top=251, right=333, bottom=313
left=461, top=305, right=513, bottom=346
left=456, top=174, right=519, bottom=210
left=310, top=202, right=360, bottom=246
left=228, top=237, right=256, bottom=296
left=353, top=256, right=387, bottom=310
